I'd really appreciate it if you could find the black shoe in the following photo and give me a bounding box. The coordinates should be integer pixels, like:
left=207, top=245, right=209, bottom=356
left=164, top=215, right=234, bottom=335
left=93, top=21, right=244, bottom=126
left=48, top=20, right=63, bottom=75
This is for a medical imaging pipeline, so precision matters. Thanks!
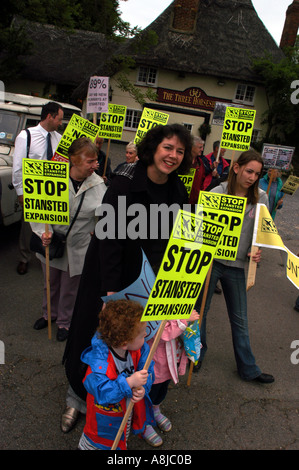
left=17, top=261, right=28, bottom=275
left=192, top=361, right=202, bottom=373
left=253, top=373, right=275, bottom=384
left=294, top=306, right=299, bottom=312
left=214, top=285, right=222, bottom=295
left=57, top=328, right=69, bottom=342
left=33, top=317, right=55, bottom=330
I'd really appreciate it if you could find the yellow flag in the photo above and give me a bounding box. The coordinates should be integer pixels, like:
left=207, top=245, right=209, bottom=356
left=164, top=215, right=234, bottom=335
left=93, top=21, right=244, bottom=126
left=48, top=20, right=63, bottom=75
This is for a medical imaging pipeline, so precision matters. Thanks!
left=253, top=203, right=285, bottom=250
left=252, top=204, right=299, bottom=290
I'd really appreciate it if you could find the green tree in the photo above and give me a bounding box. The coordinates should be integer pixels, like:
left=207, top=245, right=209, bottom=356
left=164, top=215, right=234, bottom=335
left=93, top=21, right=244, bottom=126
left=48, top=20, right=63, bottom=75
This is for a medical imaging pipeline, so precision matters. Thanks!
left=0, top=0, right=133, bottom=35
left=0, top=0, right=136, bottom=80
left=252, top=42, right=299, bottom=174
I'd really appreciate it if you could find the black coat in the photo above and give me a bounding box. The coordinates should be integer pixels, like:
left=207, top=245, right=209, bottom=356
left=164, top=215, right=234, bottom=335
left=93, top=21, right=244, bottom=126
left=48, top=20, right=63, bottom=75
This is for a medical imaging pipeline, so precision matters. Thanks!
left=63, top=161, right=188, bottom=399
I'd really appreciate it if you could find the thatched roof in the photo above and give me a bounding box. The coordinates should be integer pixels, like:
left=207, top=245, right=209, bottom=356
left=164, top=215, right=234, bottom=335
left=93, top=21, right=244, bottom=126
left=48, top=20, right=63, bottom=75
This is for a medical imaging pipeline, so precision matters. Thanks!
left=119, top=0, right=284, bottom=81
left=11, top=16, right=116, bottom=87
left=73, top=0, right=285, bottom=99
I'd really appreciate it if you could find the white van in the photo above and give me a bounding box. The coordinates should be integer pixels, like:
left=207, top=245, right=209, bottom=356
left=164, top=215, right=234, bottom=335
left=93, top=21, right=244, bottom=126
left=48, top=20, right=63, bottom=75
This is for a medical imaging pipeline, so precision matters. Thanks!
left=0, top=93, right=81, bottom=226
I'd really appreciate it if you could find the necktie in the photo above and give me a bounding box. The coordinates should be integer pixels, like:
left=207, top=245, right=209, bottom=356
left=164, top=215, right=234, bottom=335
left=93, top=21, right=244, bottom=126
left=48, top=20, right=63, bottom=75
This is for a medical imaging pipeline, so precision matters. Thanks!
left=47, top=132, right=53, bottom=160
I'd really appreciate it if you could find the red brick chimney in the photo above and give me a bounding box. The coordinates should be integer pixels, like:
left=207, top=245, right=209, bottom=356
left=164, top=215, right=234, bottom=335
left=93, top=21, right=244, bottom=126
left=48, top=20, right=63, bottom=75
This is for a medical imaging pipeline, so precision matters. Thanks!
left=171, top=0, right=200, bottom=32
left=280, top=0, right=299, bottom=49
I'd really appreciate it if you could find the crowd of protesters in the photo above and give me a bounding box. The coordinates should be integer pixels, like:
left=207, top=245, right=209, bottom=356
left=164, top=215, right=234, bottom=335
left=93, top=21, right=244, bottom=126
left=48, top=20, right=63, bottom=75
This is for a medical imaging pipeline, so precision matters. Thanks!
left=12, top=102, right=281, bottom=450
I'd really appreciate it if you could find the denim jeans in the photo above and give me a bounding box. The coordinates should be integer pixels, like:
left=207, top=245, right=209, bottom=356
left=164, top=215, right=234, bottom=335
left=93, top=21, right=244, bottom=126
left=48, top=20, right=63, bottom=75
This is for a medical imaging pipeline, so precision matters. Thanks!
left=195, top=261, right=261, bottom=380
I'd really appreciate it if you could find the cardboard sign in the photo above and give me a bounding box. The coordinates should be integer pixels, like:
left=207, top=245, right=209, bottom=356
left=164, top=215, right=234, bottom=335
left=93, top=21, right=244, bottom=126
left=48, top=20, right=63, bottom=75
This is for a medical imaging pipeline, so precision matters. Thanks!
left=86, top=76, right=109, bottom=114
left=178, top=168, right=196, bottom=197
left=98, top=104, right=127, bottom=140
left=198, top=191, right=246, bottom=260
left=220, top=107, right=256, bottom=151
left=22, top=159, right=69, bottom=224
left=281, top=175, right=299, bottom=195
left=53, top=114, right=100, bottom=162
left=212, top=102, right=242, bottom=126
left=134, top=108, right=169, bottom=145
left=141, top=210, right=226, bottom=322
left=262, top=143, right=294, bottom=171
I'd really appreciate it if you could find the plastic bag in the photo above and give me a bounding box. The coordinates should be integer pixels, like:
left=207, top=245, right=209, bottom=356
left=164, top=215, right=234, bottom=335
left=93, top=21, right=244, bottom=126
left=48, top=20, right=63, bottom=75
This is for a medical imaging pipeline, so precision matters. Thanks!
left=182, top=321, right=201, bottom=364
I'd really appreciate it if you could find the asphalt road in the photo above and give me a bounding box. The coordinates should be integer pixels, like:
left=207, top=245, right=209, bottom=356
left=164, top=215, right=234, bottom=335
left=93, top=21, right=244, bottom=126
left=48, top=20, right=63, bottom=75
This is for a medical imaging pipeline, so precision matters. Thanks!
left=0, top=153, right=298, bottom=453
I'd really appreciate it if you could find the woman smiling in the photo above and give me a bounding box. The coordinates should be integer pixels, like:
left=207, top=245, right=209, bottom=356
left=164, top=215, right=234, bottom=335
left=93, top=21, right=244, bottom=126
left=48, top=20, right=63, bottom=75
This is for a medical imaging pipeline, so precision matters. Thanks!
left=62, top=124, right=192, bottom=434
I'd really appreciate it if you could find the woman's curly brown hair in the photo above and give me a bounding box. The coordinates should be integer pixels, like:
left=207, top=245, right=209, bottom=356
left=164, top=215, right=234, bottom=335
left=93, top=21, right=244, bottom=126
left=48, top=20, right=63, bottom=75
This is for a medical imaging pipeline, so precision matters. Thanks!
left=137, top=123, right=193, bottom=174
left=98, top=299, right=144, bottom=348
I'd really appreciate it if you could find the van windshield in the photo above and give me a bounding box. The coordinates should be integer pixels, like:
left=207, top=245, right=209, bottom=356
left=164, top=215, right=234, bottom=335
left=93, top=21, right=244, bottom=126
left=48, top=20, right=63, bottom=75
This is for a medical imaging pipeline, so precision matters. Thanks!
left=0, top=110, right=22, bottom=144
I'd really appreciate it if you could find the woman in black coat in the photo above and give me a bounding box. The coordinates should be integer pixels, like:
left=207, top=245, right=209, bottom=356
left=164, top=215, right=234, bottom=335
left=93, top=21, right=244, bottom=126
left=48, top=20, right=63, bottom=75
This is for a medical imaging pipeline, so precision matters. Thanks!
left=61, top=124, right=192, bottom=432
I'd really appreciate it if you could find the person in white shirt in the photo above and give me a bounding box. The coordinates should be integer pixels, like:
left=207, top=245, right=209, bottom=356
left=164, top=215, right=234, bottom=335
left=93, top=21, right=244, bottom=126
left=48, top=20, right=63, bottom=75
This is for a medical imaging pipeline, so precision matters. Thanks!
left=12, top=102, right=64, bottom=274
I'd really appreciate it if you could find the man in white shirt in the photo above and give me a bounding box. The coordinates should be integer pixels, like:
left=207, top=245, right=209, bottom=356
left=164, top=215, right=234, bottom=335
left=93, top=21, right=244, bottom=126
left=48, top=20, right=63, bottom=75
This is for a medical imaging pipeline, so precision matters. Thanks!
left=12, top=102, right=64, bottom=274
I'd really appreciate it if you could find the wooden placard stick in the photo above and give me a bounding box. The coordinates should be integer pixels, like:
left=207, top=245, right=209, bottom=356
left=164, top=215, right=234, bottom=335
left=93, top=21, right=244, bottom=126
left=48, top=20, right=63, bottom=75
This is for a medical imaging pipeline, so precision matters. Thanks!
left=275, top=194, right=284, bottom=210
left=102, top=139, right=111, bottom=178
left=247, top=169, right=273, bottom=291
left=45, top=223, right=52, bottom=340
left=230, top=150, right=235, bottom=168
left=266, top=169, right=274, bottom=195
left=111, top=319, right=168, bottom=450
left=246, top=245, right=259, bottom=291
left=187, top=263, right=213, bottom=387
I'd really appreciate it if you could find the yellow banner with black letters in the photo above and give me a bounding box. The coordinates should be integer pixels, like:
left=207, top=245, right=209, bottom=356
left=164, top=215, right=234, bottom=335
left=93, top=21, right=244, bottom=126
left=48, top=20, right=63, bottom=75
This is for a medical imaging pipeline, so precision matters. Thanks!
left=22, top=158, right=69, bottom=225
left=141, top=209, right=226, bottom=321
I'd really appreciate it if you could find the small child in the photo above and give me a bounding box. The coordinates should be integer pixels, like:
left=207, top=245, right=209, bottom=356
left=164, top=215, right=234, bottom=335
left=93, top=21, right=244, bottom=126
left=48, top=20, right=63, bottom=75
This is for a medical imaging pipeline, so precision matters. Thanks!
left=78, top=299, right=155, bottom=450
left=141, top=309, right=200, bottom=447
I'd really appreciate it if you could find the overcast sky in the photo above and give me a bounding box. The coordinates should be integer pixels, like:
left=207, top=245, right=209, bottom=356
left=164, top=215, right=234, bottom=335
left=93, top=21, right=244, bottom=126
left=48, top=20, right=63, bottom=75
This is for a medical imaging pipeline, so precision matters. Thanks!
left=119, top=0, right=294, bottom=45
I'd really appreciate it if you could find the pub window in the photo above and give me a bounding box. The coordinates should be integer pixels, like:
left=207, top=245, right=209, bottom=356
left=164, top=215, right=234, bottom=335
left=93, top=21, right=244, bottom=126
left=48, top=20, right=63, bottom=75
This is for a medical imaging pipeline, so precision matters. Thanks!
left=124, top=109, right=141, bottom=130
left=183, top=123, right=193, bottom=132
left=234, top=84, right=256, bottom=104
left=137, top=66, right=158, bottom=86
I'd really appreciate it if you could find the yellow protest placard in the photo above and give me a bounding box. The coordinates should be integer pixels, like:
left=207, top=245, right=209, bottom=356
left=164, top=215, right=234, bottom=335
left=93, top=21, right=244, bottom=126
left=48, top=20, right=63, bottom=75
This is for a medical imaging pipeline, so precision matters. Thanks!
left=141, top=210, right=226, bottom=322
left=53, top=114, right=100, bottom=162
left=281, top=175, right=299, bottom=196
left=178, top=168, right=196, bottom=197
left=22, top=159, right=69, bottom=225
left=98, top=104, right=127, bottom=140
left=198, top=191, right=246, bottom=260
left=134, top=108, right=169, bottom=145
left=220, top=107, right=256, bottom=152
